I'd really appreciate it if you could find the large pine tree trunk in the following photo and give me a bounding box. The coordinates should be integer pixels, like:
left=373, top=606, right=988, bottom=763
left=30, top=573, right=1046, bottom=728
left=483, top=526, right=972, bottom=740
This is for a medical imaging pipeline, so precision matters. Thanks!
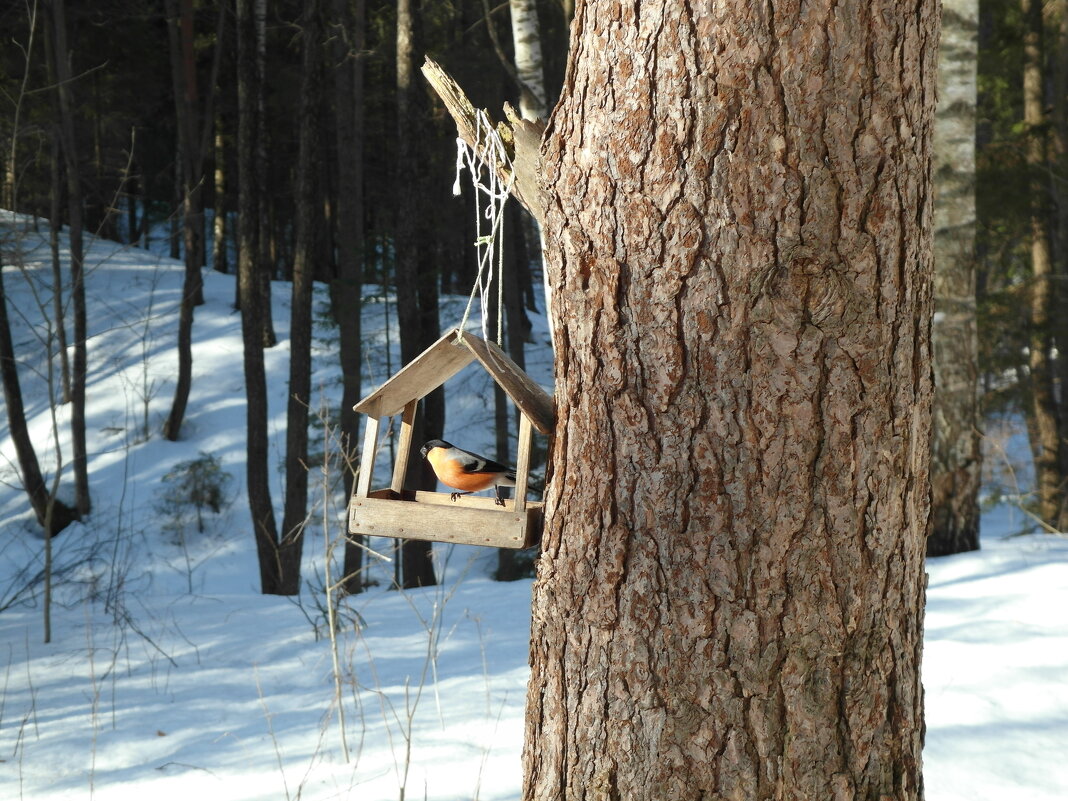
left=523, top=2, right=936, bottom=799
left=930, top=0, right=981, bottom=556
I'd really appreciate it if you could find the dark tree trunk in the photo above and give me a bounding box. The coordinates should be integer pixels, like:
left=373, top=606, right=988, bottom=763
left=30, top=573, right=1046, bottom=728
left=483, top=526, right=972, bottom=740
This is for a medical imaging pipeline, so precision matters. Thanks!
left=212, top=125, right=228, bottom=274
left=277, top=0, right=327, bottom=595
left=162, top=0, right=203, bottom=441
left=330, top=0, right=368, bottom=595
left=237, top=0, right=281, bottom=594
left=394, top=0, right=438, bottom=589
left=46, top=0, right=90, bottom=516
left=255, top=0, right=276, bottom=349
left=0, top=260, right=79, bottom=535
left=523, top=1, right=936, bottom=798
left=1021, top=0, right=1064, bottom=531
left=496, top=206, right=531, bottom=581
left=46, top=118, right=71, bottom=404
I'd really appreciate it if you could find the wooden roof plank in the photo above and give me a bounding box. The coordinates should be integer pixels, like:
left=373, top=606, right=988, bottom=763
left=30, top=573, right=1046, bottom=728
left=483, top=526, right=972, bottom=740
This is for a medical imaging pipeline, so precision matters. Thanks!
left=352, top=328, right=555, bottom=434
left=353, top=330, right=474, bottom=418
left=454, top=331, right=555, bottom=434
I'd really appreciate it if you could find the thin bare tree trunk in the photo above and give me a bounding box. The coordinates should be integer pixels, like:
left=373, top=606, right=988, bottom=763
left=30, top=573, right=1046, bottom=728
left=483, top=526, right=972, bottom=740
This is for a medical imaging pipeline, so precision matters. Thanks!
left=42, top=21, right=72, bottom=404
left=523, top=2, right=936, bottom=798
left=212, top=125, right=228, bottom=274
left=1022, top=0, right=1063, bottom=530
left=277, top=0, right=325, bottom=595
left=162, top=0, right=211, bottom=441
left=930, top=0, right=981, bottom=556
left=47, top=0, right=90, bottom=516
left=330, top=0, right=367, bottom=595
left=1047, top=0, right=1068, bottom=530
left=237, top=0, right=281, bottom=594
left=0, top=256, right=79, bottom=535
left=394, top=0, right=438, bottom=589
left=255, top=0, right=276, bottom=348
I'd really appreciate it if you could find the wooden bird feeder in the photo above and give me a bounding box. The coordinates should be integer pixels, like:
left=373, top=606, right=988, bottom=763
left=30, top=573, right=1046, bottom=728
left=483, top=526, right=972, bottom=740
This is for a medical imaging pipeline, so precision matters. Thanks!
left=348, top=328, right=554, bottom=549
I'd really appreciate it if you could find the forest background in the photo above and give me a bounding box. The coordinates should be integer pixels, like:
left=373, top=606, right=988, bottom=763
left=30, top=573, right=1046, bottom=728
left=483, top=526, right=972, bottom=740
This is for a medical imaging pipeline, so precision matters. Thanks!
left=6, top=0, right=1064, bottom=583
left=1, top=0, right=1068, bottom=798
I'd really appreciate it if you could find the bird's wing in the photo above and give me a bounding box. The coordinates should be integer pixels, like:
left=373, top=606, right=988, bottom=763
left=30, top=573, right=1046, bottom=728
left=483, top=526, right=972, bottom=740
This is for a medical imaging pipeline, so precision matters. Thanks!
left=451, top=446, right=512, bottom=475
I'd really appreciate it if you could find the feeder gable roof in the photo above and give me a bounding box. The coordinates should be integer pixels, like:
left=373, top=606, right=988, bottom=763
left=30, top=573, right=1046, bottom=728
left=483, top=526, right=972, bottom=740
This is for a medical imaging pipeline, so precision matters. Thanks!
left=353, top=328, right=554, bottom=434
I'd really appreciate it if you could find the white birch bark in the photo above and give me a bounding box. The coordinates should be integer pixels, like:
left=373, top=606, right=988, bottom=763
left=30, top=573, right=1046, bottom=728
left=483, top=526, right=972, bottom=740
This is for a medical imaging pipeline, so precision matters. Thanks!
left=509, top=0, right=553, bottom=343
left=509, top=0, right=547, bottom=121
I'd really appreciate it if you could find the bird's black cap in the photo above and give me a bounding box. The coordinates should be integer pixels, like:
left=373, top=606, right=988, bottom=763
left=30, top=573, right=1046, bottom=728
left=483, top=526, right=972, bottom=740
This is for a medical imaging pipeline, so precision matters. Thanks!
left=420, top=439, right=451, bottom=458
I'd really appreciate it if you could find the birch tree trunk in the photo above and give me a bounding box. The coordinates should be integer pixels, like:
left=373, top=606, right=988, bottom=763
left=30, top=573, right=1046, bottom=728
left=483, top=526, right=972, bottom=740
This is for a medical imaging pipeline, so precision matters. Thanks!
left=509, top=0, right=547, bottom=121
left=524, top=1, right=937, bottom=798
left=509, top=0, right=553, bottom=345
left=930, top=0, right=981, bottom=556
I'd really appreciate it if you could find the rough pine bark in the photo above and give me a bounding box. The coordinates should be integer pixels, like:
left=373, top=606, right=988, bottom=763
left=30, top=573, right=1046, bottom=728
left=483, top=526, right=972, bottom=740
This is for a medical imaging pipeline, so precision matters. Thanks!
left=930, top=0, right=981, bottom=556
left=524, top=2, right=937, bottom=799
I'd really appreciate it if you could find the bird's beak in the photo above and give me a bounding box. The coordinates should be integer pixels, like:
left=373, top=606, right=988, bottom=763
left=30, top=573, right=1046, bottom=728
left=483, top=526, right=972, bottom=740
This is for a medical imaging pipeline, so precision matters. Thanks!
left=419, top=445, right=429, bottom=459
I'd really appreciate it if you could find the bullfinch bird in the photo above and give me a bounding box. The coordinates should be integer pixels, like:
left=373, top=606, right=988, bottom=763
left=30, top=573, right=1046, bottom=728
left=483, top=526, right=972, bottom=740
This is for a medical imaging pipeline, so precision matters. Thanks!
left=419, top=439, right=516, bottom=506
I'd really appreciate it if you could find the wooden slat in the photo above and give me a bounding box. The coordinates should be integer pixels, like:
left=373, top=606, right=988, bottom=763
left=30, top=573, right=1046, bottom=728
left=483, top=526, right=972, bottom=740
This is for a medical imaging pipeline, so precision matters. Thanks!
left=513, top=414, right=533, bottom=513
left=366, top=487, right=544, bottom=513
left=353, top=330, right=474, bottom=419
left=458, top=332, right=555, bottom=434
left=354, top=416, right=381, bottom=498
left=391, top=400, right=418, bottom=493
left=349, top=494, right=541, bottom=548
left=503, top=103, right=548, bottom=224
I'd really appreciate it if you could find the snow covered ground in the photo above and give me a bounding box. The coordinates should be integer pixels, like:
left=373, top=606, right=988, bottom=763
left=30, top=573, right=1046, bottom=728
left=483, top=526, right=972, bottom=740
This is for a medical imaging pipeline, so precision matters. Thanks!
left=1, top=213, right=1066, bottom=800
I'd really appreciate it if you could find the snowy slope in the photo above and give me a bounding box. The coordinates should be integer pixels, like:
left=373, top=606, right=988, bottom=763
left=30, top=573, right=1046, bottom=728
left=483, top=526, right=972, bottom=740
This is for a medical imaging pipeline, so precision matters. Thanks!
left=1, top=212, right=1066, bottom=800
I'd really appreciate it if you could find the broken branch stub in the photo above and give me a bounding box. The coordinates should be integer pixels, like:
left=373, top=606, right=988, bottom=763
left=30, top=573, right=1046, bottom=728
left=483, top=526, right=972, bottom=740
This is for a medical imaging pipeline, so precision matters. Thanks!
left=421, top=56, right=547, bottom=225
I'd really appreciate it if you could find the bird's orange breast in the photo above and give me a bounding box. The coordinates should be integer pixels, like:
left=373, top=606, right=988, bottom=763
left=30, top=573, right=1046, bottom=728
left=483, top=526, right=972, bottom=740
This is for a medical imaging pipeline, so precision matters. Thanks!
left=426, top=449, right=498, bottom=492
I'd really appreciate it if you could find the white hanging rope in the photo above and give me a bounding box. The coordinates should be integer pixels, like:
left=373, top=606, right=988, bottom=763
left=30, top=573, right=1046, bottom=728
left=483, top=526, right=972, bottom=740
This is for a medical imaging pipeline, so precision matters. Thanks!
left=454, top=110, right=514, bottom=347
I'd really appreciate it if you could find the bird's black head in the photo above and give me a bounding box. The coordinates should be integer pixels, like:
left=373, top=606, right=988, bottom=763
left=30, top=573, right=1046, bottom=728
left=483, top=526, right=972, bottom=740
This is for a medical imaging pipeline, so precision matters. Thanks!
left=420, top=439, right=451, bottom=459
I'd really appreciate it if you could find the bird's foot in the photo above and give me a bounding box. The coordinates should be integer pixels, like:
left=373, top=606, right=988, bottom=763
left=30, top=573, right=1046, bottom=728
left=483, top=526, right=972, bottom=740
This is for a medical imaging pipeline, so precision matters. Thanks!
left=494, top=496, right=505, bottom=507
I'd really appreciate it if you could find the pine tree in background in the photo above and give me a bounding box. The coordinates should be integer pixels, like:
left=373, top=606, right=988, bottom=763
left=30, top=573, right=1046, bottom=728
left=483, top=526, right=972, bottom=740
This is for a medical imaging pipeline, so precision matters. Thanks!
left=931, top=0, right=982, bottom=556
